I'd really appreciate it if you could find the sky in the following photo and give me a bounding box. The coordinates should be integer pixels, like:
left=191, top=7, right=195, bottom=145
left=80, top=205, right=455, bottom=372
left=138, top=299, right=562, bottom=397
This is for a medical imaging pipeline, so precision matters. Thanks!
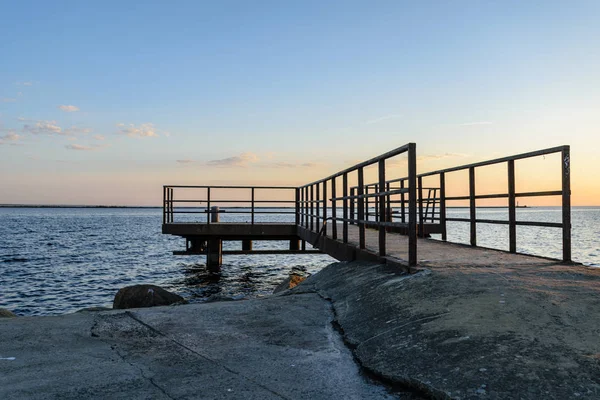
left=0, top=1, right=598, bottom=206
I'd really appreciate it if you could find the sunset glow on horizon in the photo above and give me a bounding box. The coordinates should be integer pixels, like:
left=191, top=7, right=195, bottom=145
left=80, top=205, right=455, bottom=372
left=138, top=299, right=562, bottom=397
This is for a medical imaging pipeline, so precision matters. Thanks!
left=1, top=1, right=599, bottom=206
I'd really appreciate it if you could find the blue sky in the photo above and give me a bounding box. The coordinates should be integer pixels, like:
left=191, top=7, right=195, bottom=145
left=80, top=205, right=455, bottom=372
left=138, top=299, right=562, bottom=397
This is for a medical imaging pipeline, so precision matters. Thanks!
left=1, top=1, right=599, bottom=205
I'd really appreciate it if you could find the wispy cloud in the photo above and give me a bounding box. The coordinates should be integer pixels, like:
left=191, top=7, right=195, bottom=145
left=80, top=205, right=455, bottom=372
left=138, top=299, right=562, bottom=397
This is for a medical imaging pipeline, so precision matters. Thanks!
left=366, top=114, right=403, bottom=125
left=65, top=144, right=93, bottom=151
left=22, top=120, right=62, bottom=135
left=65, top=143, right=108, bottom=151
left=1, top=97, right=17, bottom=103
left=206, top=152, right=259, bottom=167
left=93, top=135, right=105, bottom=141
left=0, top=131, right=21, bottom=144
left=116, top=123, right=158, bottom=138
left=15, top=81, right=33, bottom=86
left=176, top=159, right=195, bottom=164
left=458, top=121, right=493, bottom=126
left=58, top=105, right=79, bottom=112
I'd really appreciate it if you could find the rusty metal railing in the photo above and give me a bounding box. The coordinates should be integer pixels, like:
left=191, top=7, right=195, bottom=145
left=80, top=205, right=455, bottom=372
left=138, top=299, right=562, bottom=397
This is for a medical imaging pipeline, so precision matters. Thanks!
left=298, top=143, right=418, bottom=266
left=355, top=145, right=572, bottom=263
left=162, top=185, right=297, bottom=225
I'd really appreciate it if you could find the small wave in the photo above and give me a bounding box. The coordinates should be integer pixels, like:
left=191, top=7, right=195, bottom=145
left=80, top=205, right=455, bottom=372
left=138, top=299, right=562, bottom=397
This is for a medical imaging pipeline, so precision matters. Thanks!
left=2, top=257, right=29, bottom=263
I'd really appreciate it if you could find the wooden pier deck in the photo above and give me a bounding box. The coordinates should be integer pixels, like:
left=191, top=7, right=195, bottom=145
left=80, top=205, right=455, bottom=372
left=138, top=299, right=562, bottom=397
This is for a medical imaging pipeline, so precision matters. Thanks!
left=162, top=143, right=572, bottom=272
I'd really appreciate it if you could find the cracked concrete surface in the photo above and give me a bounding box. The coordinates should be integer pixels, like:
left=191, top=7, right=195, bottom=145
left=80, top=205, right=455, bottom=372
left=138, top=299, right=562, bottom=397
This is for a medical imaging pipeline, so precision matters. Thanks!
left=0, top=293, right=407, bottom=399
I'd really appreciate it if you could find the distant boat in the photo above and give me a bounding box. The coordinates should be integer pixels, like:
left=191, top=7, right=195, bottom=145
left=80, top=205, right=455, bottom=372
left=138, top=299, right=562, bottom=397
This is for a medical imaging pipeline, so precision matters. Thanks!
left=516, top=202, right=528, bottom=208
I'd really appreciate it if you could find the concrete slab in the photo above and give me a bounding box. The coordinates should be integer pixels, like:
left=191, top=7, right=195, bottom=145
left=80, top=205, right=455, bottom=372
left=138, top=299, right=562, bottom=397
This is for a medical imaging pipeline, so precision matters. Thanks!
left=0, top=293, right=404, bottom=400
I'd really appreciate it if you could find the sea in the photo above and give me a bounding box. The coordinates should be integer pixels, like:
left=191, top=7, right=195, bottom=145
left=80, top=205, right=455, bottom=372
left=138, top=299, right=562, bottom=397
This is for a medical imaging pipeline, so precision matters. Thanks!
left=0, top=206, right=598, bottom=316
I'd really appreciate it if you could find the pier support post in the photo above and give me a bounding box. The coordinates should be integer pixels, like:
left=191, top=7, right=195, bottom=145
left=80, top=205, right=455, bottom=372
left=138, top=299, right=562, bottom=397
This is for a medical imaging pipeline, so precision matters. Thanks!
left=207, top=206, right=222, bottom=273
left=289, top=239, right=300, bottom=251
left=242, top=239, right=253, bottom=251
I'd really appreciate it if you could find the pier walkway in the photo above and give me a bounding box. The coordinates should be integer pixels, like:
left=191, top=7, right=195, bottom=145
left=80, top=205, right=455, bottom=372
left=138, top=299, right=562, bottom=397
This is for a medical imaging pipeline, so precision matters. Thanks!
left=162, top=143, right=572, bottom=271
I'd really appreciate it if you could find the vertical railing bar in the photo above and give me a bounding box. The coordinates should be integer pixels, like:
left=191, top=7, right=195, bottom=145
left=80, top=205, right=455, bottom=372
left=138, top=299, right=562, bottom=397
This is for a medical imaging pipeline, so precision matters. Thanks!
left=316, top=182, right=321, bottom=231
left=343, top=173, right=348, bottom=243
left=207, top=187, right=211, bottom=225
left=251, top=188, right=255, bottom=225
left=418, top=176, right=424, bottom=237
left=375, top=184, right=379, bottom=222
left=561, top=146, right=571, bottom=262
left=169, top=188, right=174, bottom=223
left=364, top=184, right=369, bottom=223
left=350, top=187, right=355, bottom=225
left=378, top=159, right=386, bottom=257
left=400, top=180, right=406, bottom=224
left=508, top=160, right=516, bottom=253
left=163, top=186, right=167, bottom=224
left=440, top=173, right=447, bottom=241
left=469, top=167, right=476, bottom=246
left=323, top=181, right=327, bottom=237
left=386, top=181, right=392, bottom=230
left=310, top=185, right=314, bottom=231
left=408, top=143, right=417, bottom=268
left=358, top=167, right=365, bottom=249
left=304, top=186, right=308, bottom=228
left=331, top=178, right=337, bottom=240
left=295, top=187, right=300, bottom=226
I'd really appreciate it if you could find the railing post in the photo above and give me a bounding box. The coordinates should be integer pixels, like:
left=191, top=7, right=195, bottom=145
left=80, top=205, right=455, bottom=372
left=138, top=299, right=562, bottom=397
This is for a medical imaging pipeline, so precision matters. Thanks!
left=251, top=188, right=255, bottom=225
left=350, top=187, right=355, bottom=225
left=401, top=180, right=406, bottom=224
left=418, top=176, right=424, bottom=237
left=331, top=178, right=337, bottom=240
left=170, top=188, right=174, bottom=223
left=440, top=173, right=447, bottom=241
left=295, top=188, right=300, bottom=226
left=357, top=167, right=365, bottom=249
left=343, top=173, right=348, bottom=243
left=469, top=167, right=476, bottom=246
left=562, top=146, right=571, bottom=262
left=508, top=160, right=516, bottom=253
left=310, top=184, right=314, bottom=231
left=378, top=159, right=386, bottom=257
left=207, top=187, right=211, bottom=225
left=365, top=184, right=369, bottom=223
left=163, top=186, right=166, bottom=224
left=304, top=186, right=308, bottom=228
left=316, top=182, right=321, bottom=231
left=408, top=143, right=417, bottom=267
left=322, top=180, right=327, bottom=237
left=386, top=182, right=391, bottom=233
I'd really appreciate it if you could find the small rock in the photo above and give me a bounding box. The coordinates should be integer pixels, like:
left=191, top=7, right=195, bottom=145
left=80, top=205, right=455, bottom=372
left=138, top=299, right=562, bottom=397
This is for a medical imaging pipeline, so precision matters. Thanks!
left=273, top=273, right=308, bottom=294
left=113, top=285, right=187, bottom=309
left=0, top=308, right=17, bottom=318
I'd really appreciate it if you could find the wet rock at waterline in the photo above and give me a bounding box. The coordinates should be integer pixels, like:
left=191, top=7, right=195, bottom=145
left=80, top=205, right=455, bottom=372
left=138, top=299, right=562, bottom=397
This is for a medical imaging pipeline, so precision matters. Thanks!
left=0, top=308, right=17, bottom=318
left=113, top=284, right=187, bottom=310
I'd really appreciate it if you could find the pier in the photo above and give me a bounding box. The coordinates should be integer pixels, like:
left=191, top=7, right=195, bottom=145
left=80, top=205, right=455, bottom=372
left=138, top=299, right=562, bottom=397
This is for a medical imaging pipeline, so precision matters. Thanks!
left=162, top=143, right=572, bottom=272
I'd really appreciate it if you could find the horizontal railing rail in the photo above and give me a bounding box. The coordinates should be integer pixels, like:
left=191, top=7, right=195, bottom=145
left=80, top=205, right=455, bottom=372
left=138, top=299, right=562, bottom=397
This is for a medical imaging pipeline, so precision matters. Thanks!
left=163, top=186, right=298, bottom=225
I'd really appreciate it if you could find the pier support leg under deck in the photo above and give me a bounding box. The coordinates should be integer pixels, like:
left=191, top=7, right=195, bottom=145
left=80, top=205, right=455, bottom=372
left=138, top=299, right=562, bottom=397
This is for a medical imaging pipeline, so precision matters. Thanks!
left=207, top=239, right=222, bottom=273
left=207, top=206, right=222, bottom=273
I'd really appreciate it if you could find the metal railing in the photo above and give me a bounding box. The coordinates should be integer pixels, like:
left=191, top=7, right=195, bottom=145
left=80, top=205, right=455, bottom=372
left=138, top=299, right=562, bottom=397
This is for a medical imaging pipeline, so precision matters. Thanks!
left=354, top=145, right=572, bottom=262
left=162, top=185, right=297, bottom=225
left=298, top=143, right=418, bottom=266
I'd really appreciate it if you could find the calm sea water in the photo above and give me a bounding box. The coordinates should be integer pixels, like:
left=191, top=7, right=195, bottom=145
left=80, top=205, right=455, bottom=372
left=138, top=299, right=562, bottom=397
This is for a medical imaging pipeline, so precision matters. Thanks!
left=0, top=207, right=598, bottom=316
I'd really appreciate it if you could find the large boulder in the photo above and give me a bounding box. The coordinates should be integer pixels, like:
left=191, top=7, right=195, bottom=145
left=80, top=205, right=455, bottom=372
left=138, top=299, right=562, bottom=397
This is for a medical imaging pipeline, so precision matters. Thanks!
left=0, top=308, right=17, bottom=318
left=113, top=285, right=187, bottom=310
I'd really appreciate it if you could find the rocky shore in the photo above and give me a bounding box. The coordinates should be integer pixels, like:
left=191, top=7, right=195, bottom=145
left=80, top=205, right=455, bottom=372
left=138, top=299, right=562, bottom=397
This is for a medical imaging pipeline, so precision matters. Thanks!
left=1, top=259, right=599, bottom=399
